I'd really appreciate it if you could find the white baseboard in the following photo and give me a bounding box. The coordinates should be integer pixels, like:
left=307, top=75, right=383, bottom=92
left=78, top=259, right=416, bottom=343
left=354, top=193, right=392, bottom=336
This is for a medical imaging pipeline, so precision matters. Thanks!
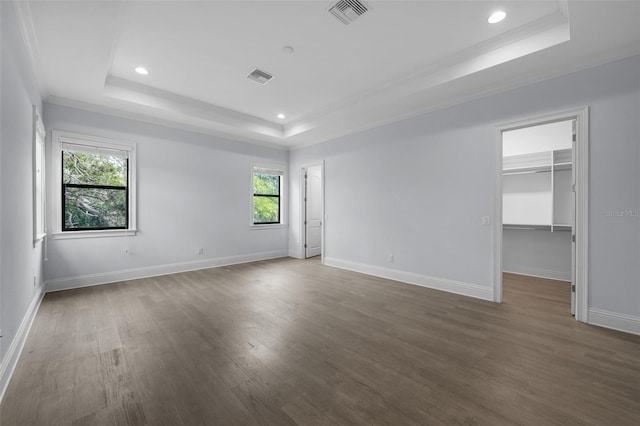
left=0, top=285, right=45, bottom=404
left=503, top=264, right=571, bottom=282
left=45, top=250, right=289, bottom=293
left=588, top=308, right=640, bottom=335
left=324, top=257, right=493, bottom=301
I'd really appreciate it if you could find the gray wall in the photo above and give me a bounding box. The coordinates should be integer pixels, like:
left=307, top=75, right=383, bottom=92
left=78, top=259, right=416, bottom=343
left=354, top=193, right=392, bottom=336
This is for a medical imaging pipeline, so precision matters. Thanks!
left=290, top=55, right=640, bottom=327
left=0, top=1, right=45, bottom=397
left=503, top=229, right=572, bottom=281
left=43, top=104, right=289, bottom=286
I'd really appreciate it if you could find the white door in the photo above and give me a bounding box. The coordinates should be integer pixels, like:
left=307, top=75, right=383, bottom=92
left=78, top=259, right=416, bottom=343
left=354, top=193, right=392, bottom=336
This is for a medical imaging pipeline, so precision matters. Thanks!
left=305, top=165, right=322, bottom=258
left=571, top=120, right=577, bottom=315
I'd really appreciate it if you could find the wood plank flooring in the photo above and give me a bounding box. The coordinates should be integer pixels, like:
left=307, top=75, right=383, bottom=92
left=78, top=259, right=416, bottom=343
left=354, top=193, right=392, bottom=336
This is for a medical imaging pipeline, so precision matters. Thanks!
left=1, top=259, right=638, bottom=425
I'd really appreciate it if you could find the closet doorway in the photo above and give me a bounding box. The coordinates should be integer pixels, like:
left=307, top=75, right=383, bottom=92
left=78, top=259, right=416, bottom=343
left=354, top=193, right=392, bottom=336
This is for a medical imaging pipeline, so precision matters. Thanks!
left=493, top=108, right=589, bottom=322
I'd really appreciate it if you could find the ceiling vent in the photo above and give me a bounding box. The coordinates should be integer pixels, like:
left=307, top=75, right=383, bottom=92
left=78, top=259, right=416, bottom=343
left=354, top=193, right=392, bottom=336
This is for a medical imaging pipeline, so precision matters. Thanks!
left=329, top=0, right=368, bottom=25
left=247, top=68, right=274, bottom=85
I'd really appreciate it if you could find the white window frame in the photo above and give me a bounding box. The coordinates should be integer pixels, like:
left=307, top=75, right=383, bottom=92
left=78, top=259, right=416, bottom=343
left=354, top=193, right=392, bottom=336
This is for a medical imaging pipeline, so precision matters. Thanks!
left=251, top=163, right=287, bottom=229
left=33, top=106, right=46, bottom=246
left=51, top=130, right=137, bottom=239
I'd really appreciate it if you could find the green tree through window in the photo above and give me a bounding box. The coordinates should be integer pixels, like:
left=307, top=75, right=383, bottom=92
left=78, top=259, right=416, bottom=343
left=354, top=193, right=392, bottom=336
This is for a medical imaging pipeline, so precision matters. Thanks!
left=253, top=172, right=281, bottom=224
left=62, top=150, right=128, bottom=230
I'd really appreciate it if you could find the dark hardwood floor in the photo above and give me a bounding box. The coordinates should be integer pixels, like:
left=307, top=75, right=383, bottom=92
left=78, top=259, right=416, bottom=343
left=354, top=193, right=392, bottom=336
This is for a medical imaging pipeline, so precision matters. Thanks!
left=1, top=258, right=638, bottom=425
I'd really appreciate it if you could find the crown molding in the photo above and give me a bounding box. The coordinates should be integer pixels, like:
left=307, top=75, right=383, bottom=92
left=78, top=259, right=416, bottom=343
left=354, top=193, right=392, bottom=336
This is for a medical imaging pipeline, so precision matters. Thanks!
left=104, top=75, right=284, bottom=138
left=284, top=7, right=570, bottom=139
left=11, top=0, right=49, bottom=98
left=44, top=96, right=289, bottom=151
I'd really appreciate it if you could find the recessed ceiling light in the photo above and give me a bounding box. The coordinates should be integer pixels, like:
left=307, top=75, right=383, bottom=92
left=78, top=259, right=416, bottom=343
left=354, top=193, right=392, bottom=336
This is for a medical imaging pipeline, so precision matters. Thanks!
left=134, top=66, right=149, bottom=75
left=277, top=113, right=286, bottom=119
left=488, top=10, right=506, bottom=24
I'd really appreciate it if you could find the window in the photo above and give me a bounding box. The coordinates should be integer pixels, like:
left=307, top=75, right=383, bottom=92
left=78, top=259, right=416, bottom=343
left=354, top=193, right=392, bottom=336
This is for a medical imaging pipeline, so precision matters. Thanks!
left=252, top=165, right=285, bottom=226
left=52, top=131, right=136, bottom=237
left=33, top=107, right=46, bottom=244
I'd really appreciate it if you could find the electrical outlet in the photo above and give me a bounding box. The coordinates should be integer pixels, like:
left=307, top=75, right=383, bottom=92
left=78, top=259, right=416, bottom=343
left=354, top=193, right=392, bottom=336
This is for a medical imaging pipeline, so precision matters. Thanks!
left=482, top=216, right=490, bottom=225
left=33, top=276, right=37, bottom=287
left=197, top=248, right=204, bottom=255
left=388, top=254, right=394, bottom=262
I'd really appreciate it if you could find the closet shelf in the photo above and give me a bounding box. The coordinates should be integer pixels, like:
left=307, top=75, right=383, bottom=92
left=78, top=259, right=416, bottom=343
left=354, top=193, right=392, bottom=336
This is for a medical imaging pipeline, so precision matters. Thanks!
left=554, top=148, right=572, bottom=165
left=503, top=148, right=573, bottom=174
left=503, top=224, right=572, bottom=232
left=503, top=147, right=574, bottom=231
left=503, top=151, right=551, bottom=173
left=503, top=166, right=551, bottom=175
left=503, top=224, right=552, bottom=231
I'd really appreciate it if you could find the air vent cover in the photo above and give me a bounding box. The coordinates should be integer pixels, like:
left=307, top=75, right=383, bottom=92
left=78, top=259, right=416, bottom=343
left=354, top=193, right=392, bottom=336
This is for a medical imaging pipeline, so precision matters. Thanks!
left=329, top=0, right=368, bottom=25
left=247, top=68, right=274, bottom=85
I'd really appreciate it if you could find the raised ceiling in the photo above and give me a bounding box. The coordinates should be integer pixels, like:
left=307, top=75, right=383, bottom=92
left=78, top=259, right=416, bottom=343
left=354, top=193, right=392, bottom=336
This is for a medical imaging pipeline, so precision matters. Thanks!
left=14, top=1, right=640, bottom=148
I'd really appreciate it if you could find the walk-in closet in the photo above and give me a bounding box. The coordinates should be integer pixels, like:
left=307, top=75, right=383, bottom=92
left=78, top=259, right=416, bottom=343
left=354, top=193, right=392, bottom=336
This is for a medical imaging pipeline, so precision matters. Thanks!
left=502, top=119, right=575, bottom=312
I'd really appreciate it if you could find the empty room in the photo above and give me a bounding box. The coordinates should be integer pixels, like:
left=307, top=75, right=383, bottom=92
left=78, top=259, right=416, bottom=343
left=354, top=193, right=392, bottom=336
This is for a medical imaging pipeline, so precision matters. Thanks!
left=1, top=0, right=639, bottom=425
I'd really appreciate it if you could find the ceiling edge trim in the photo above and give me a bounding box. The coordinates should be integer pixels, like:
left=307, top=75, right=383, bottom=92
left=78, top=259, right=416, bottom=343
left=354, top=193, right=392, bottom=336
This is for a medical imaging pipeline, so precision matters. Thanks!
left=283, top=9, right=570, bottom=138
left=103, top=75, right=284, bottom=139
left=104, top=0, right=129, bottom=81
left=11, top=0, right=49, bottom=99
left=44, top=96, right=290, bottom=151
left=289, top=49, right=640, bottom=151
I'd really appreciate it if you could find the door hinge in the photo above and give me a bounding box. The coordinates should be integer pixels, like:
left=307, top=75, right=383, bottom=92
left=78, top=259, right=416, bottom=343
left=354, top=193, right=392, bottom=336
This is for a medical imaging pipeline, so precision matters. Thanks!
left=304, top=244, right=307, bottom=248
left=572, top=284, right=576, bottom=292
left=572, top=184, right=576, bottom=192
left=572, top=234, right=576, bottom=243
left=304, top=221, right=307, bottom=225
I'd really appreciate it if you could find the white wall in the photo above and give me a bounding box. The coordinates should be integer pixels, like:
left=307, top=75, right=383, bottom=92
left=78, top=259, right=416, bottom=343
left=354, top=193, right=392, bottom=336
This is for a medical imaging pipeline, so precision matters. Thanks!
left=503, top=120, right=572, bottom=156
left=503, top=229, right=571, bottom=281
left=43, top=104, right=289, bottom=289
left=0, top=0, right=45, bottom=400
left=290, top=105, right=496, bottom=300
left=290, top=55, right=640, bottom=332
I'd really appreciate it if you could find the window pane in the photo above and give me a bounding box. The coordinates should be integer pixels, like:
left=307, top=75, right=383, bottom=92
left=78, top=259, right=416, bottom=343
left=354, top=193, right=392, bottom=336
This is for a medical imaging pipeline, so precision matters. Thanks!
left=253, top=173, right=280, bottom=195
left=253, top=196, right=279, bottom=223
left=64, top=187, right=127, bottom=229
left=63, top=151, right=127, bottom=186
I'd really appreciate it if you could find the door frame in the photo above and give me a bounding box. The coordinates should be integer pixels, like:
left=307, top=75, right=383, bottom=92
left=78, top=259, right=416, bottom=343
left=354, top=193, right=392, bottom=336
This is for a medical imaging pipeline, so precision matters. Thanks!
left=492, top=107, right=589, bottom=322
left=299, top=161, right=325, bottom=262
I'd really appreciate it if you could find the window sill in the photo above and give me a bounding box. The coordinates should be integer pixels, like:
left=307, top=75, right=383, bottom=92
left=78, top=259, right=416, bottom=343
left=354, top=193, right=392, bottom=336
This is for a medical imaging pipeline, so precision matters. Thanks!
left=250, top=224, right=287, bottom=230
left=33, top=233, right=47, bottom=247
left=51, top=229, right=137, bottom=240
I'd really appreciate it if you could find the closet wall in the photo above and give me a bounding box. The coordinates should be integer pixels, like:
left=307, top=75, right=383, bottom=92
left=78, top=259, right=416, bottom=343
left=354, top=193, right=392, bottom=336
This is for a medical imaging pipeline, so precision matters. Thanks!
left=503, top=121, right=573, bottom=281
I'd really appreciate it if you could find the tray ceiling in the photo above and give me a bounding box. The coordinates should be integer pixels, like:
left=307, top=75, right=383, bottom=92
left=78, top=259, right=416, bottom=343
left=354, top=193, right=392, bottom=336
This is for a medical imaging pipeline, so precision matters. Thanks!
left=14, top=1, right=640, bottom=148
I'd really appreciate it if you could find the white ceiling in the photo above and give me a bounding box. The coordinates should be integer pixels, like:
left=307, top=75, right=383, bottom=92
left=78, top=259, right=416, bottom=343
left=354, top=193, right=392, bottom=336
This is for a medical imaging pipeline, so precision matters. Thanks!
left=15, top=0, right=640, bottom=148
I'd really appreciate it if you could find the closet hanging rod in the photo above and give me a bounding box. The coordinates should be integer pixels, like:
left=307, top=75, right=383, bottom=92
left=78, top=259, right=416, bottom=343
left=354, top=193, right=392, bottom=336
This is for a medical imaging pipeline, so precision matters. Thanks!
left=503, top=169, right=550, bottom=176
